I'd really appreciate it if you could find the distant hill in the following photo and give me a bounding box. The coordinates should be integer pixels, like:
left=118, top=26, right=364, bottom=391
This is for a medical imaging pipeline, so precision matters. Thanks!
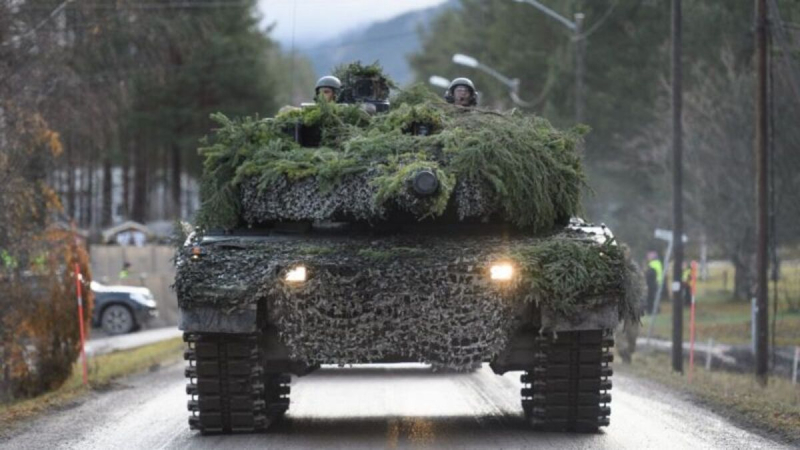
left=299, top=1, right=456, bottom=86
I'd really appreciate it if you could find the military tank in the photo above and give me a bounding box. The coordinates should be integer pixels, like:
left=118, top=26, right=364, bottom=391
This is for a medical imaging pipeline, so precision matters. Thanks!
left=175, top=62, right=641, bottom=434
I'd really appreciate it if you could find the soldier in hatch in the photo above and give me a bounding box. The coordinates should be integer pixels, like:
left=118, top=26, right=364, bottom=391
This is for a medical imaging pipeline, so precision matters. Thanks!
left=315, top=75, right=341, bottom=103
left=445, top=77, right=478, bottom=107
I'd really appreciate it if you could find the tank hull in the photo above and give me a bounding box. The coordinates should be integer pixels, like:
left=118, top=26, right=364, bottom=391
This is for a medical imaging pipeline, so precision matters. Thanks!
left=176, top=223, right=629, bottom=369
left=176, top=223, right=631, bottom=433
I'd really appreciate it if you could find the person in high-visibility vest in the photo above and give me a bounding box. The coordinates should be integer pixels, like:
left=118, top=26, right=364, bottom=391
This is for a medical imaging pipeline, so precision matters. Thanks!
left=119, top=261, right=131, bottom=280
left=1, top=249, right=18, bottom=271
left=31, top=252, right=47, bottom=273
left=645, top=251, right=663, bottom=314
left=681, top=262, right=692, bottom=306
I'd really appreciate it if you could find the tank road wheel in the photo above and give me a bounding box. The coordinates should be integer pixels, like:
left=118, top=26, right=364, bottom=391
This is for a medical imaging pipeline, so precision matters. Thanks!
left=183, top=333, right=291, bottom=434
left=521, top=329, right=613, bottom=433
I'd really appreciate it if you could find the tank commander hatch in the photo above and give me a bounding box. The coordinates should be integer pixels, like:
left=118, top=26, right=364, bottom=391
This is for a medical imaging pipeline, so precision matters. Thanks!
left=315, top=75, right=341, bottom=103
left=445, top=77, right=478, bottom=107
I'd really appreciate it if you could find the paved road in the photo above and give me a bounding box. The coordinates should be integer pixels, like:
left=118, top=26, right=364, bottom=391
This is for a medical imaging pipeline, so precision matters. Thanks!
left=0, top=361, right=787, bottom=450
left=85, top=327, right=182, bottom=356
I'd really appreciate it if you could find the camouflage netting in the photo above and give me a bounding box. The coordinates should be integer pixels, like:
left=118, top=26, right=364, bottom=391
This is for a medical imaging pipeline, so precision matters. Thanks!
left=195, top=64, right=587, bottom=233
left=181, top=63, right=641, bottom=371
left=175, top=231, right=641, bottom=369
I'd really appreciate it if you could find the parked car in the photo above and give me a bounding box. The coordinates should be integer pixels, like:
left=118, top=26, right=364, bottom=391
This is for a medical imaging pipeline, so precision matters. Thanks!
left=91, top=281, right=158, bottom=335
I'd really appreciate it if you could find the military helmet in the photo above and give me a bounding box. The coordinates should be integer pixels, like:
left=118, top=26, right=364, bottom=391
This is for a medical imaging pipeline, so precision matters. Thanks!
left=447, top=77, right=475, bottom=94
left=315, top=75, right=342, bottom=93
left=445, top=77, right=477, bottom=106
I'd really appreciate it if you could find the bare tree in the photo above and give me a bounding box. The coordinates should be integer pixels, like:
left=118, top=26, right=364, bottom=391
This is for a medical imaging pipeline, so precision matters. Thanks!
left=630, top=48, right=800, bottom=299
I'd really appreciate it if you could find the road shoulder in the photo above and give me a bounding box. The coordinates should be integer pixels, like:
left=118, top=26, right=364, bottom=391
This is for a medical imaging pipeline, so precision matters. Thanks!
left=0, top=337, right=184, bottom=440
left=618, top=350, right=800, bottom=447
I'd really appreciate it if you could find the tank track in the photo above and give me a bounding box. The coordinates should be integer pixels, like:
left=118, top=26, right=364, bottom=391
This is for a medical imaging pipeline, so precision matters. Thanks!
left=183, top=333, right=290, bottom=433
left=521, top=329, right=613, bottom=432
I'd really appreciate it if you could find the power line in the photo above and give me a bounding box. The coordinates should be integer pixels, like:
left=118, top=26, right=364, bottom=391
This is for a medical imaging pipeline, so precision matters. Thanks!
left=18, top=1, right=250, bottom=10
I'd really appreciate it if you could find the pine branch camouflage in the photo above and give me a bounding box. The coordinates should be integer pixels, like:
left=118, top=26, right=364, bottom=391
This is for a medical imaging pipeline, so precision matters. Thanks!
left=195, top=83, right=586, bottom=231
left=180, top=71, right=641, bottom=370
left=175, top=230, right=641, bottom=369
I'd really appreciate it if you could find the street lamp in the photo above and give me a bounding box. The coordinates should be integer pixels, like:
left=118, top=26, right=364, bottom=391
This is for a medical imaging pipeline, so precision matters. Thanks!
left=452, top=53, right=478, bottom=69
left=451, top=53, right=531, bottom=107
left=428, top=75, right=451, bottom=89
left=513, top=0, right=585, bottom=122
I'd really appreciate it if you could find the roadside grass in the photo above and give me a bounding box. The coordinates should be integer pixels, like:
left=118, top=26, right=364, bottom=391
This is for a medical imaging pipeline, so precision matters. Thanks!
left=0, top=337, right=184, bottom=435
left=642, top=262, right=800, bottom=346
left=620, top=351, right=800, bottom=444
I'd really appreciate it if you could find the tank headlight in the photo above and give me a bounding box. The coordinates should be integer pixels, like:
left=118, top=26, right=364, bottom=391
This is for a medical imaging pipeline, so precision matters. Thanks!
left=285, top=266, right=307, bottom=282
left=490, top=263, right=514, bottom=281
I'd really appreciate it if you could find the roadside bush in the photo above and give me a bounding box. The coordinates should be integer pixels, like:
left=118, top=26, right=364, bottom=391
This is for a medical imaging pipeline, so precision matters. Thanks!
left=0, top=104, right=93, bottom=402
left=0, top=232, right=93, bottom=402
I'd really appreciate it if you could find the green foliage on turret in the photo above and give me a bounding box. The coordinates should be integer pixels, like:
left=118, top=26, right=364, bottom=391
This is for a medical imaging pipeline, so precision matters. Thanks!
left=195, top=81, right=587, bottom=232
left=333, top=61, right=396, bottom=84
left=511, top=238, right=636, bottom=319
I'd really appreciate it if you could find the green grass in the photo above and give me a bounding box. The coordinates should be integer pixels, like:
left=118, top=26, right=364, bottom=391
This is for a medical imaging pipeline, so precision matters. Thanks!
left=643, top=262, right=800, bottom=346
left=620, top=351, right=800, bottom=444
left=0, top=337, right=184, bottom=435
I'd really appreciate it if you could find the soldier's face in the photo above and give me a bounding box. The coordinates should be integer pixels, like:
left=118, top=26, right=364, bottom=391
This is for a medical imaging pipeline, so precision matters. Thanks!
left=318, top=87, right=336, bottom=102
left=453, top=86, right=472, bottom=106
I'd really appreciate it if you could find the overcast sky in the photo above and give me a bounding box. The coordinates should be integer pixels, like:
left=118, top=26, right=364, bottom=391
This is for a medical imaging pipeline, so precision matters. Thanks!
left=258, top=0, right=447, bottom=47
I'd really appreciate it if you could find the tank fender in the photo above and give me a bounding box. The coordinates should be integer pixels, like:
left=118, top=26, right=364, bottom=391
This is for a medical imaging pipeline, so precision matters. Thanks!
left=540, top=302, right=619, bottom=332
left=179, top=306, right=257, bottom=334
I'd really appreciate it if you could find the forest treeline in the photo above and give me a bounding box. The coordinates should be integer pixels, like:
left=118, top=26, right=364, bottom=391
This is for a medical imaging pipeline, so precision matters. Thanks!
left=0, top=0, right=313, bottom=401
left=411, top=0, right=800, bottom=298
left=1, top=0, right=315, bottom=230
left=3, top=1, right=800, bottom=300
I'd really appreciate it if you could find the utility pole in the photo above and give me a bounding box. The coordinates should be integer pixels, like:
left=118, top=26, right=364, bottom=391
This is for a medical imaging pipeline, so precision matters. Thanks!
left=671, top=0, right=684, bottom=374
left=755, top=0, right=769, bottom=386
left=575, top=13, right=585, bottom=123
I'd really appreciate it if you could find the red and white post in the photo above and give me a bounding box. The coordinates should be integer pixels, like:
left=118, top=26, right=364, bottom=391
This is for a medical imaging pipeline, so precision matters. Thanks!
left=793, top=347, right=799, bottom=385
left=74, top=262, right=88, bottom=385
left=688, top=260, right=698, bottom=382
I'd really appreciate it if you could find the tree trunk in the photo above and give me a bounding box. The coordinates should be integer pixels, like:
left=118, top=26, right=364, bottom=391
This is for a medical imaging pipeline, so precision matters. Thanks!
left=78, top=151, right=86, bottom=227
left=101, top=151, right=112, bottom=227
left=2, top=333, right=10, bottom=402
left=732, top=227, right=756, bottom=301
left=132, top=134, right=147, bottom=223
left=161, top=145, right=169, bottom=219
left=171, top=142, right=182, bottom=219
left=84, top=146, right=93, bottom=229
left=66, top=135, right=75, bottom=219
left=118, top=80, right=130, bottom=222
left=122, top=135, right=130, bottom=220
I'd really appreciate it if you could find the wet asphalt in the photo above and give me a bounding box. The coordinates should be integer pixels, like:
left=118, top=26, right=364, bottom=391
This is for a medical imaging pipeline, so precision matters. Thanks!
left=0, top=362, right=788, bottom=450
